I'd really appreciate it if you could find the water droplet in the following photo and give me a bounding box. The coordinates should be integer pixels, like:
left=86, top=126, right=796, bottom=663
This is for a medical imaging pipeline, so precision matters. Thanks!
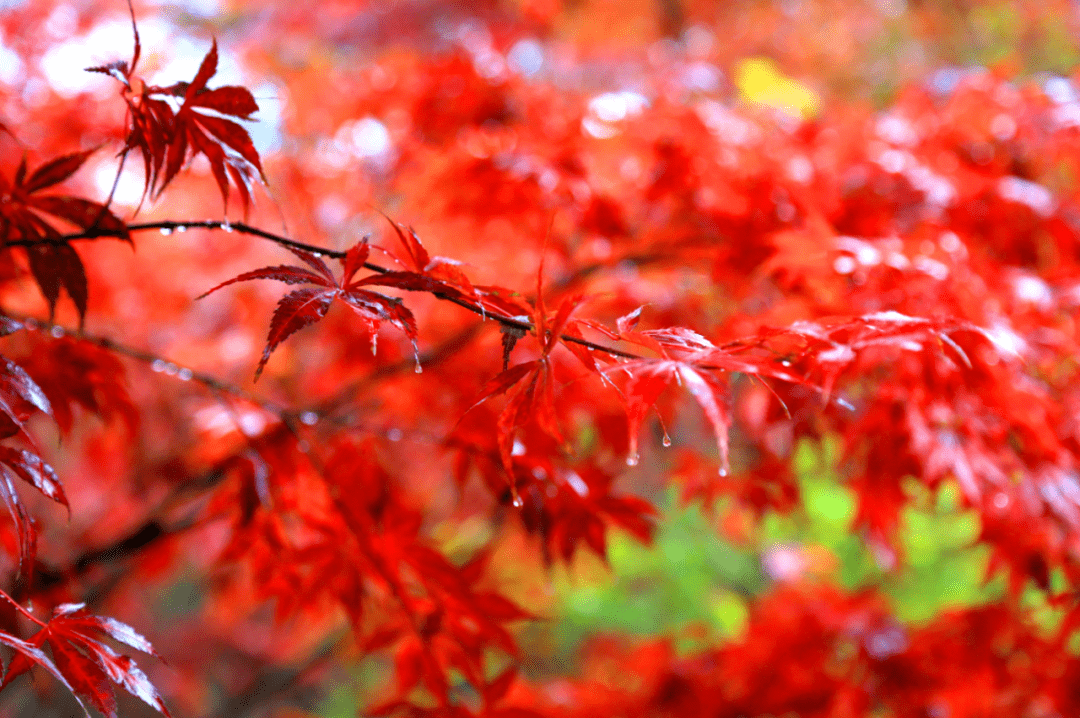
left=164, top=362, right=179, bottom=376
left=159, top=227, right=173, bottom=236
left=510, top=488, right=524, bottom=508
left=626, top=453, right=639, bottom=467
left=175, top=225, right=187, bottom=233
left=311, top=251, right=322, bottom=258
left=414, top=360, right=423, bottom=374
left=662, top=432, right=672, bottom=448
left=151, top=359, right=166, bottom=373
left=370, top=334, right=378, bottom=356
left=221, top=221, right=233, bottom=232
left=300, top=411, right=318, bottom=425
left=718, top=466, right=728, bottom=477
left=177, top=368, right=193, bottom=381
left=49, top=326, right=64, bottom=338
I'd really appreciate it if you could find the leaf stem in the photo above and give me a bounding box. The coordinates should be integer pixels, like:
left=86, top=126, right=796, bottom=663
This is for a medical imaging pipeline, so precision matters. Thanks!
left=0, top=587, right=47, bottom=627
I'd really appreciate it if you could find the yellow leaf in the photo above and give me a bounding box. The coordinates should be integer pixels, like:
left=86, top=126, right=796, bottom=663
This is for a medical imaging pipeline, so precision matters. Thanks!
left=734, top=57, right=820, bottom=119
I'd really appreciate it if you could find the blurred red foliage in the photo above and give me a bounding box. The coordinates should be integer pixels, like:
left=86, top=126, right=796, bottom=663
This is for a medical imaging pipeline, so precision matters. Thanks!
left=2, top=0, right=1080, bottom=716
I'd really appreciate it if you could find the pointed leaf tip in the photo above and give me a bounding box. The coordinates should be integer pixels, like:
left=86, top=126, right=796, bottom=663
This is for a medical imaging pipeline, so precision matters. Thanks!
left=187, top=38, right=219, bottom=101
left=254, top=287, right=335, bottom=381
left=22, top=149, right=96, bottom=194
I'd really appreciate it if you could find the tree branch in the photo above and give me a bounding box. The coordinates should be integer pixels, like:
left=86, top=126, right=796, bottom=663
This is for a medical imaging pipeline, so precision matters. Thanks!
left=25, top=220, right=644, bottom=361
left=3, top=311, right=288, bottom=418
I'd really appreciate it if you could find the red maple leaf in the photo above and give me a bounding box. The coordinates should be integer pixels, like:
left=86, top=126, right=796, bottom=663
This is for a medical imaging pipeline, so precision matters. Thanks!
left=88, top=13, right=264, bottom=212
left=0, top=150, right=129, bottom=322
left=463, top=257, right=587, bottom=494
left=0, top=599, right=169, bottom=718
left=199, top=241, right=419, bottom=379
left=0, top=350, right=59, bottom=583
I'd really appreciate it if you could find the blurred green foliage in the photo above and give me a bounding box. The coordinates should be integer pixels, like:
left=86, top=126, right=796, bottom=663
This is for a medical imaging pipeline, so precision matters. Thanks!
left=844, top=1, right=1080, bottom=106
left=553, top=437, right=1005, bottom=659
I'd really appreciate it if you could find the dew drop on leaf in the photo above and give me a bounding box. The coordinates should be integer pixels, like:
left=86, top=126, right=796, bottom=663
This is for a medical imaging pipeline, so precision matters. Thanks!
left=626, top=453, right=639, bottom=467
left=300, top=411, right=318, bottom=425
left=159, top=227, right=173, bottom=236
left=718, top=466, right=728, bottom=477
left=176, top=225, right=187, bottom=233
left=221, top=221, right=233, bottom=232
left=164, top=363, right=178, bottom=376
left=662, top=431, right=672, bottom=447
left=151, top=359, right=166, bottom=373
left=49, top=326, right=64, bottom=338
left=178, top=368, right=193, bottom=381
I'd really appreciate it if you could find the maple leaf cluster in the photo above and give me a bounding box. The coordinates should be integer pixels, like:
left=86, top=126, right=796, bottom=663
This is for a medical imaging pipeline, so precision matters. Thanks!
left=1, top=1, right=1080, bottom=717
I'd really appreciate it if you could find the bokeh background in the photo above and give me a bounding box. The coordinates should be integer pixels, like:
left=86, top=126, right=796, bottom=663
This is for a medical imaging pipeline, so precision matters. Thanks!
left=4, top=1, right=1080, bottom=715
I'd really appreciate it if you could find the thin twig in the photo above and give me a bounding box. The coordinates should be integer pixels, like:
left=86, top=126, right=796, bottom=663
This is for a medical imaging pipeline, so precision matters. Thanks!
left=24, top=221, right=643, bottom=360
left=204, top=631, right=348, bottom=718
left=3, top=311, right=287, bottom=417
